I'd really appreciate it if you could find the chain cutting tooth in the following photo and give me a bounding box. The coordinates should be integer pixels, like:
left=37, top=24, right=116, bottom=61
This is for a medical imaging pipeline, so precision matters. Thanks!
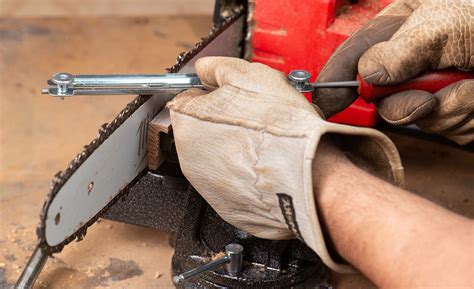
left=98, top=123, right=108, bottom=136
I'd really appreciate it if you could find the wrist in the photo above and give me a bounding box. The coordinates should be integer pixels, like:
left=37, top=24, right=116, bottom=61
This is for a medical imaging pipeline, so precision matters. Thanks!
left=311, top=137, right=361, bottom=261
left=312, top=137, right=357, bottom=212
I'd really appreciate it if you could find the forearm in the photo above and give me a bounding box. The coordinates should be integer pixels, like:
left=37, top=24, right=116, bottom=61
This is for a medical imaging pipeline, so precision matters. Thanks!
left=312, top=142, right=473, bottom=288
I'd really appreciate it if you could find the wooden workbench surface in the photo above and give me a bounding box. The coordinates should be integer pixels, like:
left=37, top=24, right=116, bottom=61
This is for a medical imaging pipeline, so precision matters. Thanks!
left=0, top=16, right=472, bottom=289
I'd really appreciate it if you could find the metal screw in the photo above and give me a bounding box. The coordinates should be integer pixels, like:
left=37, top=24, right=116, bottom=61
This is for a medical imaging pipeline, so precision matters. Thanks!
left=51, top=72, right=74, bottom=95
left=288, top=70, right=313, bottom=92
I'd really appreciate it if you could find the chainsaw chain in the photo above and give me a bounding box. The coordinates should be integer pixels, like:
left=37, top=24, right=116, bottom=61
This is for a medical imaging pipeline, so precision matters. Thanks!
left=37, top=13, right=243, bottom=255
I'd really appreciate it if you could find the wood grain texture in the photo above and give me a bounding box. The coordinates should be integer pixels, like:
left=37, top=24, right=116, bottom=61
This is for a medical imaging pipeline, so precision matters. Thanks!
left=147, top=107, right=172, bottom=170
left=0, top=0, right=215, bottom=17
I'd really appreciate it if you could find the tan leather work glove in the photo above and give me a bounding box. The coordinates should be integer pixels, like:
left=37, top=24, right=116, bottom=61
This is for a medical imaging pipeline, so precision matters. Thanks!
left=314, top=0, right=473, bottom=145
left=168, top=57, right=404, bottom=273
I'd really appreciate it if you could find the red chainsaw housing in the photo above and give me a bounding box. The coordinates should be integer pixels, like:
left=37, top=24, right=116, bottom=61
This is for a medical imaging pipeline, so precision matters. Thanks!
left=249, top=0, right=393, bottom=126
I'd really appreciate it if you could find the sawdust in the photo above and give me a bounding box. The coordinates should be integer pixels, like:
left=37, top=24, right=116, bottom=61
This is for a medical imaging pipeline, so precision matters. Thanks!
left=154, top=271, right=162, bottom=279
left=211, top=251, right=226, bottom=261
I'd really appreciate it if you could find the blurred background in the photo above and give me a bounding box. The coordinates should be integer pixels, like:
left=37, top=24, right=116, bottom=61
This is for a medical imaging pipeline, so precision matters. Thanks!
left=0, top=1, right=215, bottom=16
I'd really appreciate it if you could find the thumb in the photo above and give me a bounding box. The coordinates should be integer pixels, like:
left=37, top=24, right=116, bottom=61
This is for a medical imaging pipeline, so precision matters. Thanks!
left=313, top=0, right=419, bottom=117
left=376, top=90, right=436, bottom=125
left=195, top=56, right=297, bottom=97
left=313, top=14, right=407, bottom=118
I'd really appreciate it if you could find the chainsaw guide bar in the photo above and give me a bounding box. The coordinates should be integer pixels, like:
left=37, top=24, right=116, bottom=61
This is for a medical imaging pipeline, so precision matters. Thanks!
left=36, top=13, right=245, bottom=255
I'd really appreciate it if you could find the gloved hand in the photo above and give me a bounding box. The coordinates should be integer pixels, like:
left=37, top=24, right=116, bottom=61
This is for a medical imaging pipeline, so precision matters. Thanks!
left=168, top=57, right=404, bottom=273
left=314, top=0, right=473, bottom=145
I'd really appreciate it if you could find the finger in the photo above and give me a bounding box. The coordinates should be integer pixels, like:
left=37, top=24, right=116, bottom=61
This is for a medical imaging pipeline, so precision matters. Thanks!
left=359, top=35, right=439, bottom=85
left=376, top=90, right=436, bottom=125
left=416, top=80, right=474, bottom=145
left=195, top=57, right=253, bottom=89
left=170, top=88, right=207, bottom=106
left=314, top=15, right=408, bottom=117
left=358, top=1, right=471, bottom=85
left=195, top=56, right=296, bottom=96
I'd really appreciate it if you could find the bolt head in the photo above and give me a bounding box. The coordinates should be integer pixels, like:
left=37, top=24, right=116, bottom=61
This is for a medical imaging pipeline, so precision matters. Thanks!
left=225, top=243, right=244, bottom=255
left=52, top=72, right=74, bottom=85
left=288, top=70, right=311, bottom=82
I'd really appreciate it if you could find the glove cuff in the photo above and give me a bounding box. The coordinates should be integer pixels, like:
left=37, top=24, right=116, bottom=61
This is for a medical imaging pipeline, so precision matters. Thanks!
left=297, top=122, right=404, bottom=273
